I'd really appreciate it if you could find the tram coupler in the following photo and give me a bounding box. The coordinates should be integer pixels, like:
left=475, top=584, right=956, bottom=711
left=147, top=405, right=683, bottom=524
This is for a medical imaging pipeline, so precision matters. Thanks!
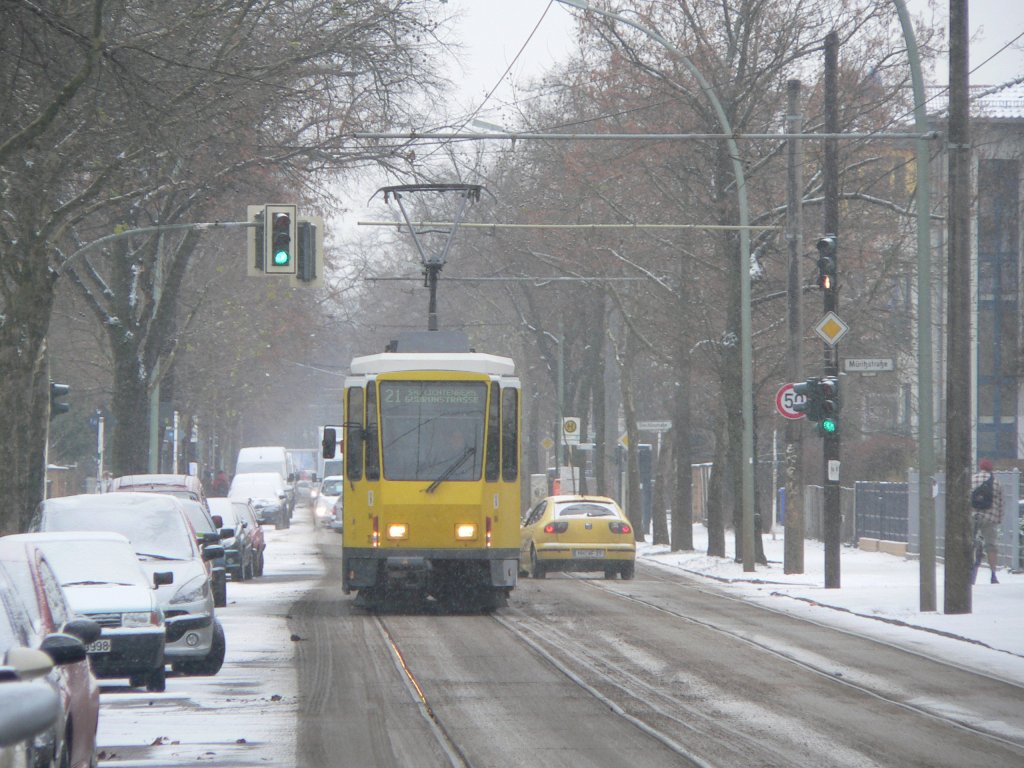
left=384, top=556, right=431, bottom=590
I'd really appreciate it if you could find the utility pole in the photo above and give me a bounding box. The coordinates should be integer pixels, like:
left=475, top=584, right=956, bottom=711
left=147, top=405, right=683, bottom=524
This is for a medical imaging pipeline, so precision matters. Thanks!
left=784, top=78, right=805, bottom=574
left=944, top=0, right=972, bottom=614
left=822, top=32, right=842, bottom=589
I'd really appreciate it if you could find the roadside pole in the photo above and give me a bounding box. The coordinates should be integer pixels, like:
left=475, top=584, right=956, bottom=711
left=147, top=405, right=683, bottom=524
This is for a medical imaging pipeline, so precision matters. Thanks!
left=823, top=32, right=842, bottom=589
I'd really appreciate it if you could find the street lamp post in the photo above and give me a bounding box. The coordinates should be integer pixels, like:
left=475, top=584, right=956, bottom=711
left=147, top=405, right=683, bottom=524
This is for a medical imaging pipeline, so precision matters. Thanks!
left=557, top=0, right=757, bottom=570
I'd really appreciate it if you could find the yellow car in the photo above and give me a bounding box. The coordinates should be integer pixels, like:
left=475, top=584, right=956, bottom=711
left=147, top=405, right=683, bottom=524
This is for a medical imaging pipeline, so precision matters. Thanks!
left=520, top=495, right=636, bottom=580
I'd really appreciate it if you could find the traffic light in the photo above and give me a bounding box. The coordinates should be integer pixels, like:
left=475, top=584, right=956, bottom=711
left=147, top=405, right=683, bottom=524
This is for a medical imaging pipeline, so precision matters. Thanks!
left=792, top=377, right=823, bottom=423
left=816, top=235, right=837, bottom=291
left=818, top=376, right=840, bottom=436
left=264, top=204, right=297, bottom=274
left=49, top=381, right=70, bottom=420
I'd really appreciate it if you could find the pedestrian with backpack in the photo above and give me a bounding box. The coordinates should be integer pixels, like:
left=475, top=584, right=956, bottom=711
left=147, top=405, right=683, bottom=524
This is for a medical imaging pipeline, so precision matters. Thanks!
left=969, top=458, right=1003, bottom=584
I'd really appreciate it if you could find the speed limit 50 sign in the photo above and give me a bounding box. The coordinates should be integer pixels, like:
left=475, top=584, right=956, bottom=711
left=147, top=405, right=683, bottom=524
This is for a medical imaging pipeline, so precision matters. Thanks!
left=775, top=383, right=806, bottom=420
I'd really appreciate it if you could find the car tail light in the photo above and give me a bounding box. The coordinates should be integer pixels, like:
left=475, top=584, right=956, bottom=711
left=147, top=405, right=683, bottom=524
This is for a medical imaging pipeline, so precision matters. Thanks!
left=544, top=521, right=568, bottom=534
left=609, top=521, right=632, bottom=535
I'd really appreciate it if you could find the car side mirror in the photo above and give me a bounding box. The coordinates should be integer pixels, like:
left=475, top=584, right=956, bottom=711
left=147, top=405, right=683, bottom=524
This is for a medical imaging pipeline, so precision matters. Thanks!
left=212, top=515, right=224, bottom=528
left=218, top=527, right=235, bottom=539
left=0, top=680, right=59, bottom=745
left=199, top=531, right=220, bottom=545
left=62, top=618, right=101, bottom=646
left=39, top=633, right=87, bottom=666
left=153, top=571, right=174, bottom=587
left=202, top=545, right=225, bottom=562
left=4, top=647, right=54, bottom=681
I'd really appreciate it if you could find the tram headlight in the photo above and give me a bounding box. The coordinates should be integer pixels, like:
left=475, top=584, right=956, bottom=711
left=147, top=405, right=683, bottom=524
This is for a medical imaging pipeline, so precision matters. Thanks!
left=386, top=522, right=409, bottom=540
left=455, top=523, right=477, bottom=541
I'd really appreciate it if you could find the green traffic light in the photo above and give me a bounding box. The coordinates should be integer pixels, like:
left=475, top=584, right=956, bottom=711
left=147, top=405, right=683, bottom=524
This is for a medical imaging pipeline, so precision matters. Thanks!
left=273, top=249, right=290, bottom=266
left=820, top=417, right=837, bottom=434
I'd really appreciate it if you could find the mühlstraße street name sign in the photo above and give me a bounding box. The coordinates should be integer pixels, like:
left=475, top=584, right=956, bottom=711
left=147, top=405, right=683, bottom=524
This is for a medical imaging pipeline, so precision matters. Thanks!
left=843, top=358, right=895, bottom=373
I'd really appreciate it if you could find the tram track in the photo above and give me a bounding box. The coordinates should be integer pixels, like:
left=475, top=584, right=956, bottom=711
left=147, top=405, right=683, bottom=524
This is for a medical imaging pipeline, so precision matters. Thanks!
left=589, top=565, right=1024, bottom=748
left=374, top=614, right=477, bottom=768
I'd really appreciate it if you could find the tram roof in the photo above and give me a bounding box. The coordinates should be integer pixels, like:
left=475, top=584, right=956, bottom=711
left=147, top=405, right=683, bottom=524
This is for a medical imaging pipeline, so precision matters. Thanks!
left=350, top=352, right=516, bottom=377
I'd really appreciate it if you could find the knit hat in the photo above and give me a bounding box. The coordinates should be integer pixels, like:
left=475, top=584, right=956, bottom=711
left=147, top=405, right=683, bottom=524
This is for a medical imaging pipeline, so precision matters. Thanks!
left=979, top=458, right=994, bottom=472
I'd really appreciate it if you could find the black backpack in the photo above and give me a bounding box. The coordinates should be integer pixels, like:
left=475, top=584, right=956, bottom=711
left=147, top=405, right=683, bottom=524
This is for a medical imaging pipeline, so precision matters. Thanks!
left=970, top=474, right=994, bottom=510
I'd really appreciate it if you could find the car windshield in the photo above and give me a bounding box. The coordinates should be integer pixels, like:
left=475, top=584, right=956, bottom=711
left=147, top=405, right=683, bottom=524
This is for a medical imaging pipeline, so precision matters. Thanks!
left=556, top=503, right=617, bottom=518
left=321, top=479, right=343, bottom=496
left=0, top=558, right=42, bottom=631
left=230, top=482, right=278, bottom=497
left=207, top=499, right=240, bottom=526
left=40, top=496, right=194, bottom=560
left=379, top=380, right=486, bottom=481
left=40, top=540, right=148, bottom=587
left=0, top=567, right=29, bottom=649
left=179, top=500, right=215, bottom=533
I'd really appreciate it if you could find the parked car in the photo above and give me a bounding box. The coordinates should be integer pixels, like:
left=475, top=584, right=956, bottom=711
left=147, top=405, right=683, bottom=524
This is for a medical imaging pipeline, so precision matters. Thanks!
left=177, top=499, right=231, bottom=607
left=235, top=447, right=295, bottom=516
left=110, top=473, right=209, bottom=510
left=207, top=498, right=259, bottom=581
left=33, top=493, right=226, bottom=678
left=329, top=497, right=344, bottom=534
left=520, top=495, right=637, bottom=580
left=313, top=475, right=343, bottom=525
left=228, top=472, right=289, bottom=529
left=0, top=551, right=97, bottom=768
left=7, top=532, right=168, bottom=692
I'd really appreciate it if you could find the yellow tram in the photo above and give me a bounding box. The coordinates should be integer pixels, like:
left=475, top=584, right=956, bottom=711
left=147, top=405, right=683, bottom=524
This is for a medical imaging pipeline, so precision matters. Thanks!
left=323, top=333, right=521, bottom=610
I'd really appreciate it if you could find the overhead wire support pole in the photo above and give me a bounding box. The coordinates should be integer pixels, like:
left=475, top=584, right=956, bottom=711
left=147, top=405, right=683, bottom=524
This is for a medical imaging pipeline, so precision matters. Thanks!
left=891, top=0, right=936, bottom=613
left=555, top=0, right=756, bottom=570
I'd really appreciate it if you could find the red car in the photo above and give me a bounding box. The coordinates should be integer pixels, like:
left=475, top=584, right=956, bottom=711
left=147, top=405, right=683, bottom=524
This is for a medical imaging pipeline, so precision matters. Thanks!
left=0, top=537, right=101, bottom=768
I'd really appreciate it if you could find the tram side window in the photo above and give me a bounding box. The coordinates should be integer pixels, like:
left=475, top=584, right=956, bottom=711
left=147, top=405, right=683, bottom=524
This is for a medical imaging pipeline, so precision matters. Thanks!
left=365, top=381, right=380, bottom=481
left=501, top=387, right=518, bottom=482
left=346, top=387, right=363, bottom=481
left=485, top=382, right=500, bottom=482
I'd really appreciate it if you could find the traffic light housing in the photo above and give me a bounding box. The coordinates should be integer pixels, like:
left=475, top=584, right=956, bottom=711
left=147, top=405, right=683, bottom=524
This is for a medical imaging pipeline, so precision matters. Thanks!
left=264, top=204, right=297, bottom=274
left=49, top=381, right=70, bottom=420
left=818, top=376, right=840, bottom=436
left=792, top=377, right=823, bottom=423
left=816, top=235, right=837, bottom=291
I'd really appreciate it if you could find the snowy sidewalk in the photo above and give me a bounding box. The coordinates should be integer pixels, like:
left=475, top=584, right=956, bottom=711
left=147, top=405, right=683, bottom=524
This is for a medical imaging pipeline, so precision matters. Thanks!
left=638, top=526, right=1024, bottom=685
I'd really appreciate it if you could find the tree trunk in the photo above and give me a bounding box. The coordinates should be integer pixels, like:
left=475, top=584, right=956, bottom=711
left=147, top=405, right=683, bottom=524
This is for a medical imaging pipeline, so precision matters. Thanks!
left=707, top=425, right=727, bottom=558
left=108, top=342, right=151, bottom=476
left=671, top=276, right=694, bottom=551
left=0, top=242, right=57, bottom=532
left=651, top=435, right=671, bottom=545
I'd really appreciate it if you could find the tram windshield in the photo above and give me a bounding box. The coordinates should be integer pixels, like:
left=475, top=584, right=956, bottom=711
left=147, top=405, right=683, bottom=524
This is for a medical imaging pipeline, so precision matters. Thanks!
left=379, top=380, right=487, bottom=481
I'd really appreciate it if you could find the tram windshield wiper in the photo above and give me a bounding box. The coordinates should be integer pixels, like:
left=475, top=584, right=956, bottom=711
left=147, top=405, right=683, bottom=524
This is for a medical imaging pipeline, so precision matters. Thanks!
left=425, top=447, right=475, bottom=494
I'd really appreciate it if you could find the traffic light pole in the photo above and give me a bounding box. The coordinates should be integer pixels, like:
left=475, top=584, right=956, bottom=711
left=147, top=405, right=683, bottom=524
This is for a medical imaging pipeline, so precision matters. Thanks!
left=822, top=32, right=841, bottom=589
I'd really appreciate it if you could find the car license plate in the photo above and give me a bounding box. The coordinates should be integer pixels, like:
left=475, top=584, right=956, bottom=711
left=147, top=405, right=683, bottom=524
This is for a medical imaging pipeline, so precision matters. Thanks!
left=574, top=549, right=605, bottom=559
left=87, top=638, right=112, bottom=654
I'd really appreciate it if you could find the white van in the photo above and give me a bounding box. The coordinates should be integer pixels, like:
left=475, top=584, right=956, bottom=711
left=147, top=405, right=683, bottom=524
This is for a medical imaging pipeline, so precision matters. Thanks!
left=234, top=447, right=294, bottom=514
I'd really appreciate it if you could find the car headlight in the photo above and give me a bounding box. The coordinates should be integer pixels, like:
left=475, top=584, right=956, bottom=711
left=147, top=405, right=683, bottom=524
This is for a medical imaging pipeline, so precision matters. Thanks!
left=122, top=611, right=161, bottom=628
left=170, top=574, right=210, bottom=605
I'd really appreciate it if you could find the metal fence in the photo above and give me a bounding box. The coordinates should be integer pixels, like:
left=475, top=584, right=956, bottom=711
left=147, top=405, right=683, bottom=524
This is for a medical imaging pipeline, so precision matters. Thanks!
left=854, top=482, right=909, bottom=543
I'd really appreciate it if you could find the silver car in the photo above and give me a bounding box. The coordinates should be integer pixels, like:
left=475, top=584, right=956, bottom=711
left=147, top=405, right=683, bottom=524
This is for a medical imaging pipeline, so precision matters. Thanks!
left=9, top=532, right=168, bottom=692
left=33, top=493, right=226, bottom=677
